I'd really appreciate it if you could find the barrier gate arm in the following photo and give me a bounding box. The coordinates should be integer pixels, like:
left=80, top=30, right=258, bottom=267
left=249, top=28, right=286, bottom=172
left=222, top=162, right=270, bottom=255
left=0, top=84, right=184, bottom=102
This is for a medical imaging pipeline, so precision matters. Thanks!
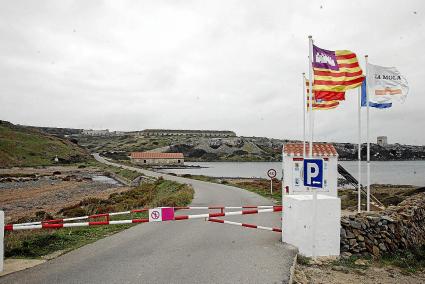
left=207, top=218, right=282, bottom=233
left=5, top=207, right=282, bottom=231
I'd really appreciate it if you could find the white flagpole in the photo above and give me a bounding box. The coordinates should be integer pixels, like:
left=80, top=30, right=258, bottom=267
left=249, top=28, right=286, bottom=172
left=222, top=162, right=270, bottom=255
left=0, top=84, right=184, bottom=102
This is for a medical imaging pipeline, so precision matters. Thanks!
left=308, top=35, right=317, bottom=259
left=308, top=36, right=313, bottom=156
left=365, top=55, right=371, bottom=212
left=302, top=73, right=306, bottom=158
left=357, top=87, right=362, bottom=213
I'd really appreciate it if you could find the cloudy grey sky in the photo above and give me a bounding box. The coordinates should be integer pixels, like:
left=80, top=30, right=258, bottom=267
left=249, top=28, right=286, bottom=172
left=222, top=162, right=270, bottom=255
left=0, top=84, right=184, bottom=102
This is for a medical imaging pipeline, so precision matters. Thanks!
left=0, top=0, right=424, bottom=144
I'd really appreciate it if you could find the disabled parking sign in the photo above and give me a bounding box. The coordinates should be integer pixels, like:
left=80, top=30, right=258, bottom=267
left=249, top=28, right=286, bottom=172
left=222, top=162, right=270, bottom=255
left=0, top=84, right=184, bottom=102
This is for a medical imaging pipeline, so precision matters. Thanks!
left=303, top=159, right=324, bottom=189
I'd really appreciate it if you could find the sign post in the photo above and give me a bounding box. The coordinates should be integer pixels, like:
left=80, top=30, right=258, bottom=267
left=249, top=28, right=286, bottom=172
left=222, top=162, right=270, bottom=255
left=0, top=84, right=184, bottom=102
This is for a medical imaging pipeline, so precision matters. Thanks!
left=303, top=158, right=324, bottom=258
left=267, top=169, right=277, bottom=195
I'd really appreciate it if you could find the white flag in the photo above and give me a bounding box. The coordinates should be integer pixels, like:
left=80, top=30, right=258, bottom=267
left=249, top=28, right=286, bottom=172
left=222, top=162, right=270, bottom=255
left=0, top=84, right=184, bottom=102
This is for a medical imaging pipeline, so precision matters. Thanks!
left=366, top=63, right=409, bottom=103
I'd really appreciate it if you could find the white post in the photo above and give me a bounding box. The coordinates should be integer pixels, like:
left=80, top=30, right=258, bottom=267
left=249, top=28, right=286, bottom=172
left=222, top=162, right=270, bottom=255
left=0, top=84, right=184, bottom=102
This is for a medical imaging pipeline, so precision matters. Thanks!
left=270, top=179, right=273, bottom=195
left=308, top=35, right=318, bottom=258
left=302, top=72, right=306, bottom=158
left=308, top=36, right=313, bottom=157
left=0, top=210, right=4, bottom=273
left=365, top=55, right=371, bottom=212
left=357, top=87, right=362, bottom=213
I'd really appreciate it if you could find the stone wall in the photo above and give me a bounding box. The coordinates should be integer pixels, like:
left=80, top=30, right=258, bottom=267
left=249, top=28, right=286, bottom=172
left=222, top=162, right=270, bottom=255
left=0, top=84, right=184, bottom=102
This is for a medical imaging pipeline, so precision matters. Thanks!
left=340, top=192, right=425, bottom=257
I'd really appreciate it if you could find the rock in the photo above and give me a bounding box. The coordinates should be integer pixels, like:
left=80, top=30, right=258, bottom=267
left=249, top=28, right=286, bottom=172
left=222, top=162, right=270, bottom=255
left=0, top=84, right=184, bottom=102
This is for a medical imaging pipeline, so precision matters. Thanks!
left=349, top=239, right=357, bottom=246
left=367, top=216, right=380, bottom=223
left=372, top=246, right=380, bottom=256
left=346, top=230, right=355, bottom=239
left=340, top=252, right=352, bottom=259
left=332, top=266, right=350, bottom=273
left=350, top=220, right=362, bottom=230
left=310, top=259, right=323, bottom=266
left=340, top=228, right=347, bottom=238
left=354, top=269, right=367, bottom=275
left=354, top=259, right=369, bottom=266
left=357, top=235, right=365, bottom=242
left=379, top=243, right=387, bottom=251
left=381, top=216, right=394, bottom=223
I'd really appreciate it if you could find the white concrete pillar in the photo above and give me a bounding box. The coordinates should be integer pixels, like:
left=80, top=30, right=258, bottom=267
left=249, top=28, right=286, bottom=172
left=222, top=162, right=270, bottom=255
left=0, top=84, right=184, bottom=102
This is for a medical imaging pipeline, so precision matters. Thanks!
left=282, top=195, right=341, bottom=257
left=0, top=210, right=4, bottom=272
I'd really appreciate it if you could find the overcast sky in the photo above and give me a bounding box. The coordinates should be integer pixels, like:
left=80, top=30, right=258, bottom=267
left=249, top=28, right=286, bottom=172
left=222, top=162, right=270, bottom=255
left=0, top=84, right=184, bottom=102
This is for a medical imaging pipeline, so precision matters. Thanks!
left=0, top=0, right=424, bottom=145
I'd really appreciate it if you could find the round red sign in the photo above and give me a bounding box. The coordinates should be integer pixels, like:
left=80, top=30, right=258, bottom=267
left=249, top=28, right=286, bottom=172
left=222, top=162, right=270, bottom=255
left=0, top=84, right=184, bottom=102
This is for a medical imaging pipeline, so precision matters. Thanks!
left=267, top=169, right=277, bottom=179
left=151, top=210, right=160, bottom=220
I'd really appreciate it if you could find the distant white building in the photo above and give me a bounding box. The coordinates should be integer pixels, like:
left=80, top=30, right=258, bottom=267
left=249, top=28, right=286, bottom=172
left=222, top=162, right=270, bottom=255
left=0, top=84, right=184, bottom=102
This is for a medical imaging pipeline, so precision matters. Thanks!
left=141, top=129, right=236, bottom=138
left=377, top=136, right=388, bottom=146
left=81, top=129, right=110, bottom=136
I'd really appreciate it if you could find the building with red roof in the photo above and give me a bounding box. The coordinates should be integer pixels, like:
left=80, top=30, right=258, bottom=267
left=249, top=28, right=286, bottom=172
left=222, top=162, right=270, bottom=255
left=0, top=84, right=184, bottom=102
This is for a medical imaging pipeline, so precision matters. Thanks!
left=130, top=152, right=184, bottom=166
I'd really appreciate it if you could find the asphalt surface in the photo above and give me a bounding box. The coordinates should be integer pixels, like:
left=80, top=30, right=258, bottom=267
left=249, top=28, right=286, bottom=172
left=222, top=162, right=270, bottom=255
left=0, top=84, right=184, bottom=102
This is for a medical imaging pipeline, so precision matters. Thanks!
left=1, top=155, right=297, bottom=284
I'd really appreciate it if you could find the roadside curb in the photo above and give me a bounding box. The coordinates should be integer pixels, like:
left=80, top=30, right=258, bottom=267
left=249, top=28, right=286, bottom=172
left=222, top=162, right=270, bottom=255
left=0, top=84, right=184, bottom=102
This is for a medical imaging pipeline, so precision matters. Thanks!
left=288, top=253, right=298, bottom=284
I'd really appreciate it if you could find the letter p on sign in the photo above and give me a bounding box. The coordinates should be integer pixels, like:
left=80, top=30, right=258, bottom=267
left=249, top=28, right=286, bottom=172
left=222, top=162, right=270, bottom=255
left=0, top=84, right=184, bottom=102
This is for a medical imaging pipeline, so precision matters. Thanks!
left=303, top=159, right=324, bottom=188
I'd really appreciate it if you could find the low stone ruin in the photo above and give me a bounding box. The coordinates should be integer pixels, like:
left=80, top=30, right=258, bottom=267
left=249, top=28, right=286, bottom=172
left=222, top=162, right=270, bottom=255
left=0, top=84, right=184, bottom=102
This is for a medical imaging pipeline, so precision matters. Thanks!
left=340, top=192, right=425, bottom=257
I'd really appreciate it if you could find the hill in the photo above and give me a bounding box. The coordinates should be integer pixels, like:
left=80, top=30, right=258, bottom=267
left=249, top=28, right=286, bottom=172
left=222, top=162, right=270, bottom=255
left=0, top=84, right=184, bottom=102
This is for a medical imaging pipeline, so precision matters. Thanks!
left=79, top=134, right=425, bottom=162
left=0, top=121, right=91, bottom=168
left=22, top=125, right=425, bottom=162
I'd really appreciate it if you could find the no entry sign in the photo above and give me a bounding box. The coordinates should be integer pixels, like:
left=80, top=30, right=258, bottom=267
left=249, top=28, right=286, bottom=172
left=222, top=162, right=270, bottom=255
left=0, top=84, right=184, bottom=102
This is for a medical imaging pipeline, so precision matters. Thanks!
left=267, top=169, right=277, bottom=179
left=149, top=207, right=175, bottom=222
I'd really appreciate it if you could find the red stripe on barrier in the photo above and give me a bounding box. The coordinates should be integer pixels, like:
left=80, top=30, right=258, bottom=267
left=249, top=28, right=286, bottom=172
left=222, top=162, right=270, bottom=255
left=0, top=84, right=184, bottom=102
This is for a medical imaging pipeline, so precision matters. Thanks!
left=272, top=228, right=282, bottom=232
left=242, top=223, right=257, bottom=229
left=89, top=213, right=109, bottom=219
left=273, top=207, right=283, bottom=212
left=174, top=215, right=189, bottom=220
left=4, top=224, right=13, bottom=231
left=42, top=223, right=64, bottom=229
left=208, top=219, right=224, bottom=224
left=132, top=218, right=149, bottom=223
left=208, top=212, right=225, bottom=218
left=242, top=209, right=258, bottom=215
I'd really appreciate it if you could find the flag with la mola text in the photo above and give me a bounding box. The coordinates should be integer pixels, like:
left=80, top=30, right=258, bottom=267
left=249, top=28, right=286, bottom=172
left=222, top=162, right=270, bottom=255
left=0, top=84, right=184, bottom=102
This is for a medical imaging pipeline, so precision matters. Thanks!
left=312, top=45, right=364, bottom=101
left=366, top=63, right=409, bottom=104
left=306, top=80, right=340, bottom=110
left=361, top=80, right=392, bottom=109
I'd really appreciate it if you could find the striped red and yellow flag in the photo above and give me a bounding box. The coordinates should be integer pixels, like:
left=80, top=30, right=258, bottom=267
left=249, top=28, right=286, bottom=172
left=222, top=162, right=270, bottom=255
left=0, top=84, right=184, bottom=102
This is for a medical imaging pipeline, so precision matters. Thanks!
left=312, top=45, right=365, bottom=101
left=307, top=99, right=340, bottom=110
left=305, top=80, right=340, bottom=110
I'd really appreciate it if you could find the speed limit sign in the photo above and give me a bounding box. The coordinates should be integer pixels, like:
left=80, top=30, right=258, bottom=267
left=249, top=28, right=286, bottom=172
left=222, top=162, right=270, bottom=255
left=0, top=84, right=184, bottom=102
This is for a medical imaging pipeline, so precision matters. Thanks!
left=267, top=169, right=277, bottom=195
left=267, top=169, right=277, bottom=179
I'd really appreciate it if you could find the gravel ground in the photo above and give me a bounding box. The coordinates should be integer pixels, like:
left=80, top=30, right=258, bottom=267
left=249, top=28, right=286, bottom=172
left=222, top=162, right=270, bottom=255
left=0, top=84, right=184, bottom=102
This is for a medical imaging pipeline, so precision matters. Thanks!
left=0, top=167, right=130, bottom=223
left=294, top=261, right=425, bottom=284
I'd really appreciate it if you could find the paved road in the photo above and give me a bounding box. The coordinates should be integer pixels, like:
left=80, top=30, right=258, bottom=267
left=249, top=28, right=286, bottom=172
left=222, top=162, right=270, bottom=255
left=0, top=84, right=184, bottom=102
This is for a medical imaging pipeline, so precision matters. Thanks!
left=1, top=155, right=297, bottom=284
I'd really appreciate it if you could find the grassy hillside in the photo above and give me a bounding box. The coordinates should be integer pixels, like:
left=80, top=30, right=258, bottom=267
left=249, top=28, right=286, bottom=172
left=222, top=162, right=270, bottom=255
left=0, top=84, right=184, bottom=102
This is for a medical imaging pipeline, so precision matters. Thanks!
left=0, top=120, right=91, bottom=168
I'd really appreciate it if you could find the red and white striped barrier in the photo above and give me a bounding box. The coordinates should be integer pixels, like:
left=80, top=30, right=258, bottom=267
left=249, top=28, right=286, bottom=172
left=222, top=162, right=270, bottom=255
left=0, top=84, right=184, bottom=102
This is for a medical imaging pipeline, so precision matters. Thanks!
left=5, top=207, right=282, bottom=231
left=10, top=205, right=280, bottom=227
left=208, top=218, right=282, bottom=233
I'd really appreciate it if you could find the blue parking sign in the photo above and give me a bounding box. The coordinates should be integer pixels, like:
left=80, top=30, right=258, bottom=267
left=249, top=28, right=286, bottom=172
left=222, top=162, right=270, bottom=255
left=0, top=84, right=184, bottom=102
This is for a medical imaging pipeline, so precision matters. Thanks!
left=303, top=159, right=324, bottom=188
